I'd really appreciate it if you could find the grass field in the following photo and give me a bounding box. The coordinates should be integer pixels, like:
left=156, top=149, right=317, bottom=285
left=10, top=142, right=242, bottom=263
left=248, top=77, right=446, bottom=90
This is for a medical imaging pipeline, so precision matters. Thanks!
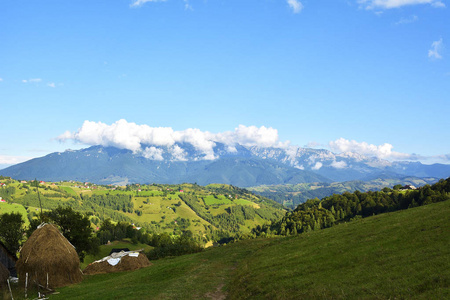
left=234, top=198, right=259, bottom=208
left=204, top=195, right=232, bottom=205
left=59, top=186, right=78, bottom=197
left=43, top=199, right=450, bottom=299
left=1, top=179, right=283, bottom=238
left=0, top=202, right=29, bottom=226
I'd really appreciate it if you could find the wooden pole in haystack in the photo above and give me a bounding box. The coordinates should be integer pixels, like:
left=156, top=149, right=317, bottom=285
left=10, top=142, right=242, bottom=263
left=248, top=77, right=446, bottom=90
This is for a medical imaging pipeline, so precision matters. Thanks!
left=35, top=178, right=43, bottom=221
left=7, top=278, right=14, bottom=300
left=25, top=272, right=28, bottom=299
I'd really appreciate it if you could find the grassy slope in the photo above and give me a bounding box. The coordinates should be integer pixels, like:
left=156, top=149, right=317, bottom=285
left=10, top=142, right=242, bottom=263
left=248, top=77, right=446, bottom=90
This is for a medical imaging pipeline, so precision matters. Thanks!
left=52, top=200, right=450, bottom=299
left=0, top=202, right=30, bottom=226
left=1, top=180, right=282, bottom=236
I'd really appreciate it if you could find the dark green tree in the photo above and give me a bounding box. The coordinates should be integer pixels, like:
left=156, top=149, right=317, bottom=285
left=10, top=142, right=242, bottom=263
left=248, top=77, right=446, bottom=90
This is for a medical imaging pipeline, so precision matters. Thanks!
left=0, top=212, right=25, bottom=254
left=393, top=184, right=403, bottom=190
left=46, top=206, right=99, bottom=261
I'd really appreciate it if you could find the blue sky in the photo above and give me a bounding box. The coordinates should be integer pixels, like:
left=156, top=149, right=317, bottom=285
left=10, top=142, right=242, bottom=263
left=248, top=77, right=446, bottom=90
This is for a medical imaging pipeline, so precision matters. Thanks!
left=0, top=0, right=449, bottom=168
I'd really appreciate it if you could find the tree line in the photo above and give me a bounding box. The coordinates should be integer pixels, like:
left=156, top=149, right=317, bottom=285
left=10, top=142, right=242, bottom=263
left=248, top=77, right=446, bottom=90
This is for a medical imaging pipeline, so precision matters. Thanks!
left=253, top=177, right=450, bottom=237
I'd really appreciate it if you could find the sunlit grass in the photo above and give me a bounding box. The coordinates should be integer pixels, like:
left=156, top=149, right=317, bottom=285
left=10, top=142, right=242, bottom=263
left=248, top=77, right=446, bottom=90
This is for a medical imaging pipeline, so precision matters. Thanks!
left=42, top=200, right=450, bottom=299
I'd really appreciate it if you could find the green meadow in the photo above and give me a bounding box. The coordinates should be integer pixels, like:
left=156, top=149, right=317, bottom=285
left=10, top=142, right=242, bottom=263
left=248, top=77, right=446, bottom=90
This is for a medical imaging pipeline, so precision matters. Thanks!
left=0, top=179, right=284, bottom=238
left=49, top=199, right=449, bottom=299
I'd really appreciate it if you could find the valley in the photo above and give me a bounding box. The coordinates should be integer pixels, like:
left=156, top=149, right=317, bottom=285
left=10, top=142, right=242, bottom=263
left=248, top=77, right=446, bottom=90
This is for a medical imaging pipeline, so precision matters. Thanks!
left=249, top=176, right=439, bottom=207
left=0, top=177, right=284, bottom=240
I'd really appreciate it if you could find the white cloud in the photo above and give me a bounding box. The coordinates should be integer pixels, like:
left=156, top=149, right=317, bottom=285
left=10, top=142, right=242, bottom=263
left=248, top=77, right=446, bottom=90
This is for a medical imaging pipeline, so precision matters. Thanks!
left=142, top=146, right=164, bottom=160
left=329, top=138, right=411, bottom=160
left=287, top=0, right=304, bottom=13
left=184, top=0, right=193, bottom=10
left=57, top=120, right=286, bottom=161
left=169, top=145, right=187, bottom=161
left=331, top=160, right=348, bottom=169
left=395, top=15, right=418, bottom=25
left=59, top=120, right=441, bottom=163
left=431, top=1, right=446, bottom=7
left=22, top=78, right=42, bottom=84
left=47, top=82, right=56, bottom=88
left=214, top=125, right=286, bottom=149
left=312, top=162, right=323, bottom=170
left=0, top=155, right=32, bottom=165
left=358, top=0, right=445, bottom=9
left=428, top=38, right=444, bottom=59
left=436, top=154, right=450, bottom=161
left=130, top=0, right=167, bottom=7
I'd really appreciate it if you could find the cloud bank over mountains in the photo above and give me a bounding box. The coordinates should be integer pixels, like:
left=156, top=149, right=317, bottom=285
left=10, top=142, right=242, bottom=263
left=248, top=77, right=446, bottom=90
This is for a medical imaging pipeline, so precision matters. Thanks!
left=57, top=119, right=428, bottom=163
left=0, top=155, right=32, bottom=165
left=328, top=138, right=412, bottom=160
left=58, top=120, right=286, bottom=160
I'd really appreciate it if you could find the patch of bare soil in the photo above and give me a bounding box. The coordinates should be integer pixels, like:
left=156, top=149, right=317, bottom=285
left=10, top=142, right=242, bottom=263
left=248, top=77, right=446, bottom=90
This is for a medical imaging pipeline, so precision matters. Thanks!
left=205, top=283, right=226, bottom=300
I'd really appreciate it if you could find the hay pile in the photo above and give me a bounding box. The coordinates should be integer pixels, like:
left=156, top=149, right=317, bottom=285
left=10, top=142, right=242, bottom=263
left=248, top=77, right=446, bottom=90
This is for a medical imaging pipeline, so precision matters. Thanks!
left=0, top=262, right=9, bottom=286
left=83, top=251, right=151, bottom=275
left=16, top=223, right=83, bottom=289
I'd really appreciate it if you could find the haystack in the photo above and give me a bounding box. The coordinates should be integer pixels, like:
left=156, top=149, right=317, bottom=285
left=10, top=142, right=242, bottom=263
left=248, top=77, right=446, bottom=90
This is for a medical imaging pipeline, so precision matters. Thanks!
left=16, top=223, right=83, bottom=289
left=83, top=250, right=151, bottom=275
left=0, top=262, right=9, bottom=286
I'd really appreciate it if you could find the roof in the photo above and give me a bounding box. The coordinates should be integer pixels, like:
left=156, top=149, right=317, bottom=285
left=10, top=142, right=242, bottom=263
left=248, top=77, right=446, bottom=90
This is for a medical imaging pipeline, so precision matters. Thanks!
left=109, top=248, right=131, bottom=255
left=0, top=240, right=17, bottom=261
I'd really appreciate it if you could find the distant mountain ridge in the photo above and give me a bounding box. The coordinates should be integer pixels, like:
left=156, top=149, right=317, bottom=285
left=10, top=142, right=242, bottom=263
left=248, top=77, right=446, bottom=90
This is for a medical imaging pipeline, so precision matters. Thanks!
left=0, top=145, right=328, bottom=186
left=1, top=143, right=450, bottom=186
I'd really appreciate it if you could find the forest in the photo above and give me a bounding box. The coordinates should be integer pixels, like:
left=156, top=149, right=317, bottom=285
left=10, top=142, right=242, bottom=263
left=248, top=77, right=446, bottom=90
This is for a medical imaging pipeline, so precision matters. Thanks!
left=1, top=176, right=449, bottom=264
left=0, top=178, right=284, bottom=261
left=252, top=177, right=450, bottom=237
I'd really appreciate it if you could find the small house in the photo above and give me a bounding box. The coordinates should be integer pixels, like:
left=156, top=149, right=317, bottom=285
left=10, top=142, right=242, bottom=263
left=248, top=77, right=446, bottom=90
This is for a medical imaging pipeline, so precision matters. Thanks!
left=0, top=241, right=17, bottom=277
left=402, top=185, right=417, bottom=190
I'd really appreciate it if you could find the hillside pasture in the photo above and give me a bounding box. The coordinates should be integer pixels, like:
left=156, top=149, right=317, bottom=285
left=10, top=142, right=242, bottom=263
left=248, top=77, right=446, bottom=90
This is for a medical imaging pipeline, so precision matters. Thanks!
left=234, top=198, right=259, bottom=208
left=59, top=186, right=78, bottom=197
left=0, top=202, right=29, bottom=226
left=203, top=195, right=232, bottom=205
left=50, top=199, right=450, bottom=299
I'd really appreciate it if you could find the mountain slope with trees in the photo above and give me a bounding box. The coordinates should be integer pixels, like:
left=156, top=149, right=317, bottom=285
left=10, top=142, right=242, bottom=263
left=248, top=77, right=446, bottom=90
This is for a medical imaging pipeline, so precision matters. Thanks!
left=0, top=177, right=285, bottom=247
left=2, top=144, right=450, bottom=186
left=249, top=176, right=439, bottom=207
left=252, top=177, right=450, bottom=237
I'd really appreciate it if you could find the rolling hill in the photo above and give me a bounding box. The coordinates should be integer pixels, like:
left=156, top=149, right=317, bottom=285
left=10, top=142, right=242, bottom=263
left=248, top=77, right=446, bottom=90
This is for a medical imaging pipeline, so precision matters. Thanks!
left=46, top=198, right=450, bottom=299
left=0, top=177, right=285, bottom=238
left=249, top=176, right=440, bottom=207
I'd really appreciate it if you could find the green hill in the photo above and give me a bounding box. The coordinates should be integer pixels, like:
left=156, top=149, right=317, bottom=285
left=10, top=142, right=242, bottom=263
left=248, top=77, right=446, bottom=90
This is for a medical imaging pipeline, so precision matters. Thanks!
left=249, top=177, right=439, bottom=207
left=49, top=199, right=450, bottom=299
left=0, top=178, right=284, bottom=240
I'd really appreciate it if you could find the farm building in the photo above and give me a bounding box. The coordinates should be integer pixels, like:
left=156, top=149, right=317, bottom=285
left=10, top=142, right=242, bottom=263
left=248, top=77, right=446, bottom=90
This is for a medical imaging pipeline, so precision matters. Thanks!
left=0, top=240, right=17, bottom=277
left=0, top=262, right=9, bottom=286
left=402, top=185, right=417, bottom=190
left=16, top=223, right=83, bottom=289
left=109, top=248, right=130, bottom=255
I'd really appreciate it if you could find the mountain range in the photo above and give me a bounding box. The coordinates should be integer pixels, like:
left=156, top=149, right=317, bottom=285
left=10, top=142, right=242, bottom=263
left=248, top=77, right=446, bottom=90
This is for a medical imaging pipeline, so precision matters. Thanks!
left=1, top=143, right=450, bottom=186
